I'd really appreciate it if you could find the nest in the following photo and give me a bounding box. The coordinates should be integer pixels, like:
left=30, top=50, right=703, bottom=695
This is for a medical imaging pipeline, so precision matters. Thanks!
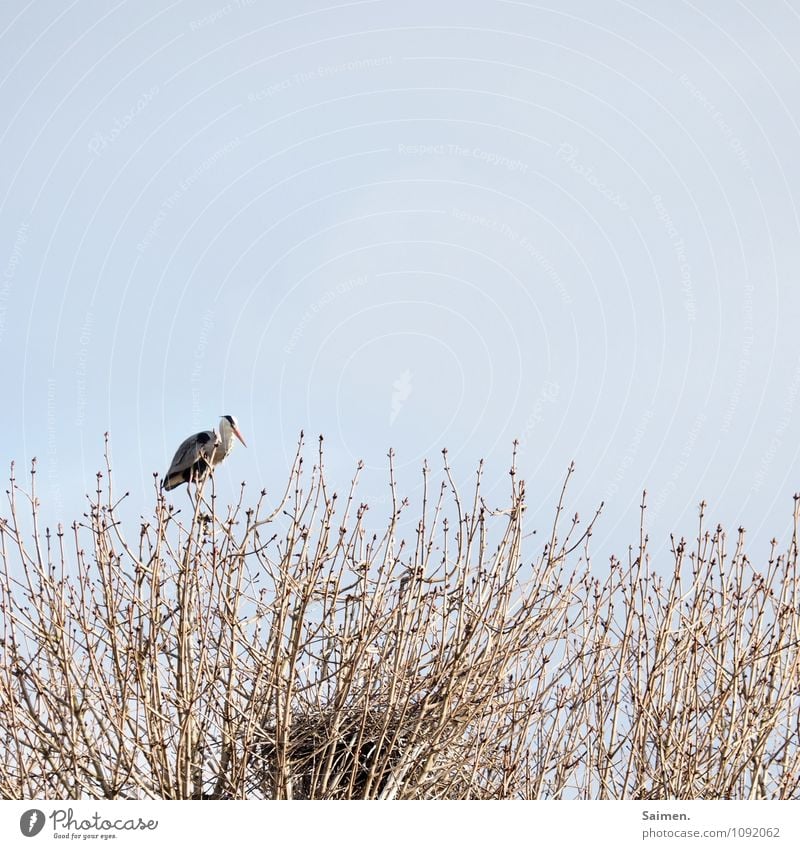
left=257, top=708, right=419, bottom=799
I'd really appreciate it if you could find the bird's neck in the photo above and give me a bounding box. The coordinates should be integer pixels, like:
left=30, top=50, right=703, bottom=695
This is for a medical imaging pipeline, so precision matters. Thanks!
left=217, top=422, right=233, bottom=455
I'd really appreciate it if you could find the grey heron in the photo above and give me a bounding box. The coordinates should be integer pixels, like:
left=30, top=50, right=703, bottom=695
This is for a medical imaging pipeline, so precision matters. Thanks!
left=163, top=415, right=247, bottom=491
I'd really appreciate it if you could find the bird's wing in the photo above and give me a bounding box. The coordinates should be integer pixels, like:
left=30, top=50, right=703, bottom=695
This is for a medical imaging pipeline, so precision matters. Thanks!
left=166, top=430, right=216, bottom=478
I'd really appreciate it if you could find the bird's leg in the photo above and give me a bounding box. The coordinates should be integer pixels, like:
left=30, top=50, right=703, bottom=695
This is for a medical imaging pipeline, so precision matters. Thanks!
left=193, top=467, right=214, bottom=526
left=197, top=468, right=209, bottom=510
left=188, top=466, right=206, bottom=517
left=189, top=476, right=210, bottom=536
left=209, top=470, right=216, bottom=524
left=187, top=473, right=198, bottom=515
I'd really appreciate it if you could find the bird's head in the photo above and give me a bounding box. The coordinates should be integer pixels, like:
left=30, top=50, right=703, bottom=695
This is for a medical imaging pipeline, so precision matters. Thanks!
left=220, top=415, right=247, bottom=447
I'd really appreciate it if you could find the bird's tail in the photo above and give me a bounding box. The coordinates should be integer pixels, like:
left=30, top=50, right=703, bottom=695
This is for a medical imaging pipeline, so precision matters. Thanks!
left=162, top=473, right=182, bottom=491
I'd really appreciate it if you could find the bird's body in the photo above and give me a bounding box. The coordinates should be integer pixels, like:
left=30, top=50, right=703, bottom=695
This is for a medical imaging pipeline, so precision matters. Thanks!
left=163, top=415, right=246, bottom=491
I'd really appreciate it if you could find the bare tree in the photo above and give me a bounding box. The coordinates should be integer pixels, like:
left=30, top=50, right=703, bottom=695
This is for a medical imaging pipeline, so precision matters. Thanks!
left=1, top=436, right=799, bottom=799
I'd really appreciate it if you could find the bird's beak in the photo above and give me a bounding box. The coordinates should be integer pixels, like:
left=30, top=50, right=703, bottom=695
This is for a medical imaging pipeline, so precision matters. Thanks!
left=234, top=427, right=247, bottom=447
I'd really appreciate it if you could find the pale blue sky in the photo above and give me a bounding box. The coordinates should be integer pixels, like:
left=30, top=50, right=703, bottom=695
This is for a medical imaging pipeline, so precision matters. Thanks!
left=2, top=0, right=799, bottom=560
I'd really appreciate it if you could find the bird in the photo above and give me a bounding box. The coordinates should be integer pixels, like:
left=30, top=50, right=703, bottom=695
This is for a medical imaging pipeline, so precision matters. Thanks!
left=163, top=415, right=247, bottom=491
